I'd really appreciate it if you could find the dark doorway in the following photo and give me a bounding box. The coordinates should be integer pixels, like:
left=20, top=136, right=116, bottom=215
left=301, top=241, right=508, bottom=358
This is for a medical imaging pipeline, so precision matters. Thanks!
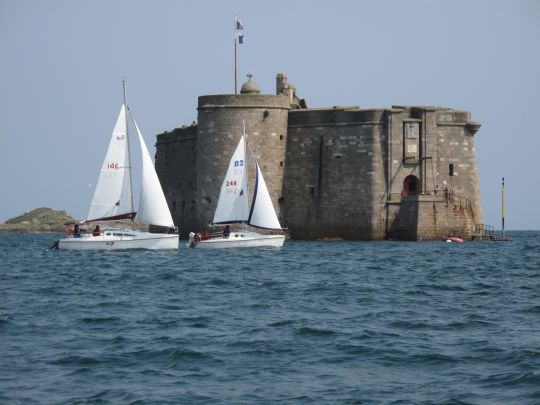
left=403, top=175, right=420, bottom=197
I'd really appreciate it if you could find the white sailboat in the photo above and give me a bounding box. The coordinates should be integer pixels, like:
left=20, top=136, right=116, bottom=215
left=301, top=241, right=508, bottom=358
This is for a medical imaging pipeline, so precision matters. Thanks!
left=57, top=85, right=178, bottom=250
left=188, top=123, right=285, bottom=248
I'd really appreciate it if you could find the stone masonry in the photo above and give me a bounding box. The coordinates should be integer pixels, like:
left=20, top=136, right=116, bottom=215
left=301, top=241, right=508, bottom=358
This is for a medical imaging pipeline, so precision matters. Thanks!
left=155, top=74, right=483, bottom=240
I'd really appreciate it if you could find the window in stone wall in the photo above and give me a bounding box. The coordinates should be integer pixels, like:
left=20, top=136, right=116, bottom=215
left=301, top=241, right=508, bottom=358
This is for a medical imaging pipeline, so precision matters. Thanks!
left=449, top=163, right=455, bottom=176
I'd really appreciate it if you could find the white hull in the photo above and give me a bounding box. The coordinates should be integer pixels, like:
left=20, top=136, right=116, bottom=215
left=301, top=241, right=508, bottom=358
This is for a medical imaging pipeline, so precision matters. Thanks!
left=189, top=231, right=285, bottom=249
left=58, top=228, right=178, bottom=250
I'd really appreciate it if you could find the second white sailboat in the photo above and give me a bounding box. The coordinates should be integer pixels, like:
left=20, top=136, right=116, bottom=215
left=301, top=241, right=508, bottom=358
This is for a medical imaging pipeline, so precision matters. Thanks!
left=188, top=123, right=285, bottom=248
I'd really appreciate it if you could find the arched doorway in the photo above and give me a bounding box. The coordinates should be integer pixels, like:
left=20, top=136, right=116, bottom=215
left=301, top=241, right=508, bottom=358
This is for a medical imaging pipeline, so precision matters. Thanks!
left=403, top=175, right=420, bottom=197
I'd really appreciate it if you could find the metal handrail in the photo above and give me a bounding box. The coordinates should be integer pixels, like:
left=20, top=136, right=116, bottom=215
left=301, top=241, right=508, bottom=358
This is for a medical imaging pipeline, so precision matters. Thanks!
left=474, top=224, right=494, bottom=236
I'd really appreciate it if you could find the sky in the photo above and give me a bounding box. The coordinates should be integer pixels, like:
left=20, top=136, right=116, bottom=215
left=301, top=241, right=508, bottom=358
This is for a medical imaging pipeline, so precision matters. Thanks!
left=0, top=0, right=539, bottom=230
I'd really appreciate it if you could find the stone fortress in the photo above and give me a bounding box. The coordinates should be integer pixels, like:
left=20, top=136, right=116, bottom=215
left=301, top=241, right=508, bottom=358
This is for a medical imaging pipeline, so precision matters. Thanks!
left=154, top=73, right=484, bottom=240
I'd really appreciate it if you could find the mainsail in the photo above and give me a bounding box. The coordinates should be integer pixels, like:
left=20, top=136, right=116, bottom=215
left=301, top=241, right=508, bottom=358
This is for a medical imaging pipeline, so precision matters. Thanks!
left=133, top=117, right=175, bottom=228
left=87, top=104, right=135, bottom=222
left=212, top=136, right=249, bottom=224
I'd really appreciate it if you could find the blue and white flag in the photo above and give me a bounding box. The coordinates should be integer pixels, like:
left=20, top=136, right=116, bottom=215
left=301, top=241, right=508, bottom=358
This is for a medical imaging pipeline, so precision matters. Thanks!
left=235, top=16, right=245, bottom=44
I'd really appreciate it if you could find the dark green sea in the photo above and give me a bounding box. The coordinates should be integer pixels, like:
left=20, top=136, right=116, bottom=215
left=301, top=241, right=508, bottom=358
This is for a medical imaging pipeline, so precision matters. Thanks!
left=0, top=232, right=539, bottom=404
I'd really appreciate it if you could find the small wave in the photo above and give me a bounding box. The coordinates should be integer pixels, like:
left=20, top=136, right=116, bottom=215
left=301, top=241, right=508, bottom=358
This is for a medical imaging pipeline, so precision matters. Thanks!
left=481, top=371, right=540, bottom=387
left=225, top=339, right=277, bottom=356
left=416, top=283, right=467, bottom=292
left=160, top=304, right=183, bottom=310
left=208, top=277, right=230, bottom=286
left=155, top=319, right=178, bottom=328
left=295, top=326, right=337, bottom=336
left=80, top=316, right=122, bottom=324
left=157, top=272, right=177, bottom=280
left=336, top=343, right=373, bottom=355
left=249, top=302, right=272, bottom=309
left=127, top=347, right=208, bottom=362
left=81, top=388, right=140, bottom=403
left=349, top=327, right=402, bottom=340
left=406, top=352, right=460, bottom=365
left=269, top=319, right=295, bottom=327
left=387, top=320, right=431, bottom=330
left=404, top=289, right=432, bottom=297
left=522, top=305, right=540, bottom=314
left=183, top=316, right=210, bottom=328
left=110, top=335, right=126, bottom=344
left=65, top=366, right=92, bottom=376
left=521, top=242, right=540, bottom=252
left=51, top=355, right=102, bottom=366
left=94, top=300, right=126, bottom=308
left=473, top=282, right=497, bottom=290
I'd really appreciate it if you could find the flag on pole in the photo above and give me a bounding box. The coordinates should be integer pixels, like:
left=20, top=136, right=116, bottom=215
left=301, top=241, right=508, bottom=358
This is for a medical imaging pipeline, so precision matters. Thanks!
left=233, top=13, right=245, bottom=94
left=235, top=15, right=245, bottom=44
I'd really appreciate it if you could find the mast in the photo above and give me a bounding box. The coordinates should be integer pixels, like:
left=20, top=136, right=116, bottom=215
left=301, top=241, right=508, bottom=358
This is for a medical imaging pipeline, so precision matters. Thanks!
left=122, top=80, right=135, bottom=228
left=243, top=119, right=248, bottom=230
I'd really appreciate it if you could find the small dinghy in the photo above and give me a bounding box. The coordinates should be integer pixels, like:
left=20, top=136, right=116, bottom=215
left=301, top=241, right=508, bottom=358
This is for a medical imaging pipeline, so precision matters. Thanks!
left=441, top=235, right=464, bottom=243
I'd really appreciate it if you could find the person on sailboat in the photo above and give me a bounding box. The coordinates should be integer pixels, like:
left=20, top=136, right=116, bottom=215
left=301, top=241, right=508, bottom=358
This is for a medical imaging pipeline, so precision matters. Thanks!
left=223, top=225, right=231, bottom=239
left=93, top=225, right=101, bottom=236
left=74, top=224, right=81, bottom=237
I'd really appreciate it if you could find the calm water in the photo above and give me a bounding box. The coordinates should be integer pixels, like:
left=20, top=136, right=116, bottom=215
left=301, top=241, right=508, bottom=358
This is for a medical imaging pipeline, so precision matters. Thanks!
left=0, top=232, right=539, bottom=404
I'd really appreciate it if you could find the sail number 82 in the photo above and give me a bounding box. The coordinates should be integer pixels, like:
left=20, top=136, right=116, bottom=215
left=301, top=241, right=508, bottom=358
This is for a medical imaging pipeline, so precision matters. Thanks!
left=234, top=160, right=244, bottom=167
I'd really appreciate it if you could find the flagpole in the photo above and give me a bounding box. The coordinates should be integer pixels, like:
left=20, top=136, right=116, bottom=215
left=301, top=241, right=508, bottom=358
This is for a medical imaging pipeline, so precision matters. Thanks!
left=234, top=13, right=238, bottom=95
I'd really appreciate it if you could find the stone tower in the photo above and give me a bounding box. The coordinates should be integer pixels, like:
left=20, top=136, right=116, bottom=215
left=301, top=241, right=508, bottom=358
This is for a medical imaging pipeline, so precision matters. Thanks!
left=155, top=74, right=290, bottom=234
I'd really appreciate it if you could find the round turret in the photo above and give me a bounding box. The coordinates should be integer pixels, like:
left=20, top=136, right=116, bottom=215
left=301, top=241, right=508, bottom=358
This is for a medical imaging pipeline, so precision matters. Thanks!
left=195, top=77, right=291, bottom=230
left=240, top=72, right=260, bottom=94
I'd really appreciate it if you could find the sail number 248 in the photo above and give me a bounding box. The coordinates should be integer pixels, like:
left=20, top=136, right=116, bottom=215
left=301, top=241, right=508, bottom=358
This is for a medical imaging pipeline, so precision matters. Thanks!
left=226, top=160, right=243, bottom=186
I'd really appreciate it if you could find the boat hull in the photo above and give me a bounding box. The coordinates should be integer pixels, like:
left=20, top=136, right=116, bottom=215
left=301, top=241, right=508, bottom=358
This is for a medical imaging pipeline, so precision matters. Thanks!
left=188, top=232, right=285, bottom=249
left=58, top=228, right=179, bottom=250
left=441, top=236, right=464, bottom=243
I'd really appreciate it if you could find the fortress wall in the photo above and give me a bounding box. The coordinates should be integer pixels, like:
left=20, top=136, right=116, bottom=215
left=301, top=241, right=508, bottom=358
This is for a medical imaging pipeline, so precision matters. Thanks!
left=387, top=196, right=476, bottom=240
left=154, top=76, right=484, bottom=241
left=283, top=109, right=386, bottom=239
left=155, top=126, right=197, bottom=234
left=434, top=111, right=483, bottom=225
left=195, top=94, right=290, bottom=231
left=384, top=107, right=482, bottom=239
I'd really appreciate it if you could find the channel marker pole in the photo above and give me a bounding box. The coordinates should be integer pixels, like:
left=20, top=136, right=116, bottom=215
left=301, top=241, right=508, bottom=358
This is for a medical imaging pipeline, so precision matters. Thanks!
left=502, top=177, right=505, bottom=238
